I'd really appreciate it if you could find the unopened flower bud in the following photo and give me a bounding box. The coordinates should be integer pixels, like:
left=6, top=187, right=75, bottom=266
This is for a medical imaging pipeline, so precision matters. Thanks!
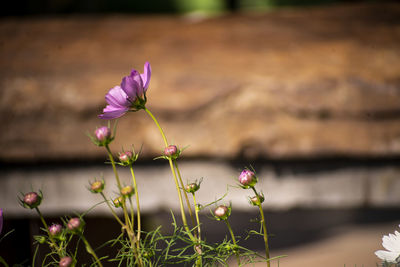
left=121, top=185, right=134, bottom=197
left=250, top=195, right=264, bottom=206
left=238, top=169, right=257, bottom=188
left=59, top=256, right=73, bottom=267
left=113, top=196, right=124, bottom=208
left=22, top=192, right=42, bottom=209
left=67, top=217, right=83, bottom=233
left=185, top=183, right=200, bottom=194
left=195, top=244, right=202, bottom=255
left=95, top=126, right=111, bottom=142
left=119, top=151, right=134, bottom=165
left=214, top=205, right=230, bottom=220
left=49, top=223, right=62, bottom=236
left=90, top=180, right=104, bottom=193
left=164, top=145, right=178, bottom=158
left=91, top=126, right=113, bottom=146
left=35, top=235, right=46, bottom=244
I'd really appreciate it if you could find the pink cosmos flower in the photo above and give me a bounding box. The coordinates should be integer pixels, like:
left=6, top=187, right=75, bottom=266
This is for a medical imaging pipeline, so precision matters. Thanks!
left=99, top=62, right=152, bottom=119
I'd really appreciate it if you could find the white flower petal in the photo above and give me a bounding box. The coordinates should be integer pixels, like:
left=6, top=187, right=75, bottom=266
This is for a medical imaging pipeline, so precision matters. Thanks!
left=382, top=235, right=400, bottom=252
left=375, top=250, right=399, bottom=263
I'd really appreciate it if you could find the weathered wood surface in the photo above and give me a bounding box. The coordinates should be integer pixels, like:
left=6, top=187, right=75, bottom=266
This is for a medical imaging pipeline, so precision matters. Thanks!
left=1, top=3, right=400, bottom=160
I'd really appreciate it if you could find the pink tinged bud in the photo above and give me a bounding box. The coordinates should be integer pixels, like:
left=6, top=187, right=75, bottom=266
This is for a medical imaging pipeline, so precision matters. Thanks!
left=214, top=205, right=230, bottom=220
left=119, top=151, right=134, bottom=164
left=59, top=256, right=73, bottom=267
left=67, top=217, right=82, bottom=232
left=23, top=192, right=42, bottom=209
left=185, top=183, right=200, bottom=193
left=121, top=186, right=134, bottom=197
left=49, top=223, right=62, bottom=236
left=90, top=180, right=104, bottom=193
left=95, top=126, right=111, bottom=142
left=238, top=169, right=257, bottom=188
left=250, top=195, right=264, bottom=206
left=164, top=145, right=178, bottom=157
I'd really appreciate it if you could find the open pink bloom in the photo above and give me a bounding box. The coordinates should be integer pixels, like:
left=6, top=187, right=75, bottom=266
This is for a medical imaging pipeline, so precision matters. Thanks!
left=99, top=62, right=151, bottom=119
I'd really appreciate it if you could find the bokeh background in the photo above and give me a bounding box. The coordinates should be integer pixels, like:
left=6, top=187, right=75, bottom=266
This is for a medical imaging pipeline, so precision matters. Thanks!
left=1, top=0, right=400, bottom=266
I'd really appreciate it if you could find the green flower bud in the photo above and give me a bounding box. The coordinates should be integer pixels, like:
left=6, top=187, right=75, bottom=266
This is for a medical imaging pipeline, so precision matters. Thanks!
left=121, top=185, right=134, bottom=197
left=90, top=180, right=105, bottom=193
left=113, top=196, right=124, bottom=208
left=214, top=205, right=231, bottom=221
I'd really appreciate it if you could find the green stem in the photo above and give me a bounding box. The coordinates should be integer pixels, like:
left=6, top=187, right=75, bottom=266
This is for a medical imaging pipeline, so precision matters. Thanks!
left=192, top=193, right=202, bottom=267
left=121, top=201, right=133, bottom=235
left=80, top=234, right=103, bottom=267
left=174, top=160, right=196, bottom=229
left=130, top=165, right=142, bottom=241
left=0, top=256, right=9, bottom=267
left=251, top=187, right=270, bottom=267
left=144, top=107, right=168, bottom=146
left=225, top=219, right=240, bottom=266
left=105, top=145, right=123, bottom=190
left=192, top=193, right=201, bottom=241
left=105, top=145, right=134, bottom=239
left=144, top=107, right=195, bottom=241
left=100, top=192, right=125, bottom=227
left=128, top=197, right=135, bottom=232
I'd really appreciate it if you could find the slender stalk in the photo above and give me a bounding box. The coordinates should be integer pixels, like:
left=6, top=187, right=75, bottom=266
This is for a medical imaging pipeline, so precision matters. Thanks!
left=121, top=201, right=133, bottom=235
left=174, top=160, right=196, bottom=228
left=105, top=145, right=134, bottom=241
left=168, top=159, right=195, bottom=241
left=105, top=146, right=143, bottom=265
left=128, top=197, right=135, bottom=232
left=192, top=193, right=202, bottom=267
left=80, top=234, right=103, bottom=267
left=144, top=107, right=168, bottom=146
left=144, top=107, right=195, bottom=241
left=0, top=256, right=9, bottom=267
left=105, top=145, right=122, bottom=190
left=192, top=193, right=201, bottom=241
left=251, top=187, right=270, bottom=267
left=100, top=192, right=125, bottom=227
left=258, top=204, right=270, bottom=267
left=130, top=165, right=142, bottom=240
left=225, top=219, right=240, bottom=266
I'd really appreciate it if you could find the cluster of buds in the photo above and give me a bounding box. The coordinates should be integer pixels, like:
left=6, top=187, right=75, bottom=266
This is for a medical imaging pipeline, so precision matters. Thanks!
left=113, top=196, right=124, bottom=208
left=67, top=217, right=84, bottom=234
left=213, top=205, right=231, bottom=221
left=89, top=126, right=114, bottom=147
left=89, top=179, right=105, bottom=194
left=238, top=169, right=258, bottom=189
left=118, top=150, right=139, bottom=166
left=20, top=191, right=42, bottom=209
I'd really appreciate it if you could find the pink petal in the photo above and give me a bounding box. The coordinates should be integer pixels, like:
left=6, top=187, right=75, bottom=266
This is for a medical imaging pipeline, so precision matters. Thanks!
left=141, top=61, right=151, bottom=91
